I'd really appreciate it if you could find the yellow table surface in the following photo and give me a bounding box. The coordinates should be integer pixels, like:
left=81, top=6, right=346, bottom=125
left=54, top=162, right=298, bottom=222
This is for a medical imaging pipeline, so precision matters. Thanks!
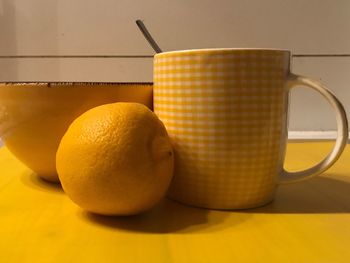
left=1, top=142, right=350, bottom=263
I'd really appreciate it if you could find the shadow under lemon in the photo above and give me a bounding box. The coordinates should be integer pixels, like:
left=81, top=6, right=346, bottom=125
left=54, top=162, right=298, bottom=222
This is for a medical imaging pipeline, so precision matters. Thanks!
left=79, top=198, right=249, bottom=234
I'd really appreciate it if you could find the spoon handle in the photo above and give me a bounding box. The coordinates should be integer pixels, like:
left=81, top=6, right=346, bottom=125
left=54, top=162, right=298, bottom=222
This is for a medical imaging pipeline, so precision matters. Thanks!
left=136, top=20, right=163, bottom=53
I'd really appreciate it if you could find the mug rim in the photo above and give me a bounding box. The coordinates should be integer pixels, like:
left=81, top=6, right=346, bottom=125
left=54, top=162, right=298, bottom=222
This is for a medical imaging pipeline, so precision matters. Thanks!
left=155, top=48, right=291, bottom=57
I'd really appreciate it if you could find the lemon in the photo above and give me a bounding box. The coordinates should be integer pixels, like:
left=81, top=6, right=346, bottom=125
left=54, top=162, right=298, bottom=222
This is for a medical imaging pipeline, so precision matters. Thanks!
left=56, top=102, right=174, bottom=215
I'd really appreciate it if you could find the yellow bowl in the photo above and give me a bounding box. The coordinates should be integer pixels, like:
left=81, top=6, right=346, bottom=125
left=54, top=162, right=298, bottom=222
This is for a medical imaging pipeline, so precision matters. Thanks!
left=0, top=82, right=153, bottom=182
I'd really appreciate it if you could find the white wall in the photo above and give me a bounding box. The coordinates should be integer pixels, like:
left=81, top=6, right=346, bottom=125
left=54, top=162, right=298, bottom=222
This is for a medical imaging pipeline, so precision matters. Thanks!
left=0, top=0, right=349, bottom=132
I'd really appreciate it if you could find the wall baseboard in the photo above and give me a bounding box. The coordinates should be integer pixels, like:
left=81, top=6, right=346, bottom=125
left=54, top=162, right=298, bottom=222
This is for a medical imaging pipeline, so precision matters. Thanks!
left=288, top=131, right=350, bottom=141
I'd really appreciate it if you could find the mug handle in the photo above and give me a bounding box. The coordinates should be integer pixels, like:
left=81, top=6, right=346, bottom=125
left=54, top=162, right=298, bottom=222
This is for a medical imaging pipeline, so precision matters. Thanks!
left=279, top=73, right=348, bottom=184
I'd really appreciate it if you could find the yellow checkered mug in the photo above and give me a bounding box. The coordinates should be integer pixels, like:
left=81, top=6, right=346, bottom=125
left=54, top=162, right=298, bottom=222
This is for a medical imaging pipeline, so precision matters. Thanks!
left=153, top=48, right=348, bottom=209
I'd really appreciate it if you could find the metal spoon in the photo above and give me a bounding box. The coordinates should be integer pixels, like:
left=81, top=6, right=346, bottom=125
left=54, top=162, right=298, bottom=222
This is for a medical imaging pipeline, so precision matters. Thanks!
left=136, top=20, right=163, bottom=53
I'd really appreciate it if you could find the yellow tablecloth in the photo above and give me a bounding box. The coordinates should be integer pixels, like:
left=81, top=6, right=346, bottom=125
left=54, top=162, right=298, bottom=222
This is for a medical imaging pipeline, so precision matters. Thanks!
left=1, top=142, right=350, bottom=263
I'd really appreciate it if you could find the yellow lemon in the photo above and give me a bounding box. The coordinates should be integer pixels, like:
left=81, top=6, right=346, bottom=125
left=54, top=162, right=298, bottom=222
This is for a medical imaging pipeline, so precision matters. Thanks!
left=56, top=102, right=174, bottom=215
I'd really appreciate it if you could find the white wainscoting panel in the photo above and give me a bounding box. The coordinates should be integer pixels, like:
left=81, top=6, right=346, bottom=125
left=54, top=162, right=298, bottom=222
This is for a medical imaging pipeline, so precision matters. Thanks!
left=0, top=0, right=350, bottom=55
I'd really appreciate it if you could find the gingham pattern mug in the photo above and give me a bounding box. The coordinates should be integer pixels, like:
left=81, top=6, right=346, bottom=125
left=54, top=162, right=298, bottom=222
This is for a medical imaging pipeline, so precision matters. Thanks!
left=153, top=48, right=348, bottom=210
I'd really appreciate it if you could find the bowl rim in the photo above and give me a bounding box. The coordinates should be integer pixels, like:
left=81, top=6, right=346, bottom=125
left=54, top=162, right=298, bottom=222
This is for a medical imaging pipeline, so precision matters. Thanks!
left=0, top=82, right=153, bottom=86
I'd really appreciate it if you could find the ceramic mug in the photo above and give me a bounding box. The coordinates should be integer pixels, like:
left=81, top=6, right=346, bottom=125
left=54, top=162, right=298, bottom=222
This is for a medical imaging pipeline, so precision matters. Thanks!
left=153, top=48, right=348, bottom=210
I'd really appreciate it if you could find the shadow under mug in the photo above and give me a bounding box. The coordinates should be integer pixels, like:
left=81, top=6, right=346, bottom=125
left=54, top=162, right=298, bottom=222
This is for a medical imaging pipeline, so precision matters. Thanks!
left=153, top=48, right=348, bottom=210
